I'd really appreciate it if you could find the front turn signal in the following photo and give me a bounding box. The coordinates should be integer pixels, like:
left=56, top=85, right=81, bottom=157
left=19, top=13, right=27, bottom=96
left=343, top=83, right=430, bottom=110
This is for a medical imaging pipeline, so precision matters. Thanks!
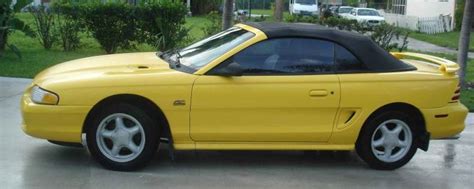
left=30, top=86, right=59, bottom=105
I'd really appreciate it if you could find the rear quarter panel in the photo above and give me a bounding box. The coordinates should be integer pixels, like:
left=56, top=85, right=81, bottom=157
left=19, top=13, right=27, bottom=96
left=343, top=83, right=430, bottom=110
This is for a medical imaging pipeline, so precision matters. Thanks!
left=329, top=69, right=458, bottom=144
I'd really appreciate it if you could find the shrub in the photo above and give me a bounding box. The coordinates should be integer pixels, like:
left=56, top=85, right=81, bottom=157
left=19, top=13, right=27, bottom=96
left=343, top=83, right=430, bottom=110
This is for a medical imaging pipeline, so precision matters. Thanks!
left=321, top=16, right=366, bottom=33
left=82, top=3, right=136, bottom=54
left=285, top=16, right=408, bottom=52
left=284, top=14, right=319, bottom=23
left=370, top=22, right=409, bottom=52
left=135, top=0, right=189, bottom=51
left=252, top=15, right=267, bottom=22
left=53, top=3, right=84, bottom=51
left=30, top=6, right=57, bottom=50
left=202, top=11, right=221, bottom=36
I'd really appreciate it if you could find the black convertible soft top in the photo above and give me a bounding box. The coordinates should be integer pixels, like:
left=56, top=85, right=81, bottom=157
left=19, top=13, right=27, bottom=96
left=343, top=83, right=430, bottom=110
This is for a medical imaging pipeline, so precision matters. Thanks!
left=245, top=22, right=416, bottom=72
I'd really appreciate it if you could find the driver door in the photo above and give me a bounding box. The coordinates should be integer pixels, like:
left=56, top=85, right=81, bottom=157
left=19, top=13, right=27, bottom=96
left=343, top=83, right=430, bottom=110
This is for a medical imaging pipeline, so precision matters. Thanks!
left=190, top=38, right=340, bottom=142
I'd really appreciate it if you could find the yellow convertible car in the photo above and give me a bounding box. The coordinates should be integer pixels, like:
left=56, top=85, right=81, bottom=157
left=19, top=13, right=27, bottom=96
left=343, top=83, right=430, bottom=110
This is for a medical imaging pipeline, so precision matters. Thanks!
left=21, top=22, right=467, bottom=171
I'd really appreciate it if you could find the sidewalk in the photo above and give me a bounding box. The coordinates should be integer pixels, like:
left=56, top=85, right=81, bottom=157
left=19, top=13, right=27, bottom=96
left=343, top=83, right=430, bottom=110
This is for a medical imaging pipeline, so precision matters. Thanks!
left=404, top=37, right=474, bottom=59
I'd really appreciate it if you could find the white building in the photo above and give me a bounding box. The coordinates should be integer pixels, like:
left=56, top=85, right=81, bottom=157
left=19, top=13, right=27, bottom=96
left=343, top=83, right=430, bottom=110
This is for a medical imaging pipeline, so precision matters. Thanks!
left=390, top=0, right=455, bottom=18
left=321, top=0, right=343, bottom=5
left=32, top=0, right=50, bottom=6
left=384, top=0, right=456, bottom=33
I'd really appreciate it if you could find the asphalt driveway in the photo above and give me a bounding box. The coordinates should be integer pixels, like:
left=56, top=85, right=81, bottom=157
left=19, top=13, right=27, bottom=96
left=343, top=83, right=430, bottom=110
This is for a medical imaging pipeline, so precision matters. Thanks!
left=1, top=77, right=473, bottom=189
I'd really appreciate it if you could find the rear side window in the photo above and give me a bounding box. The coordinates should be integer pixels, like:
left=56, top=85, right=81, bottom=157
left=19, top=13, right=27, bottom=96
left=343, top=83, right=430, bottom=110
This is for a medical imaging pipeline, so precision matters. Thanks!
left=335, top=44, right=367, bottom=72
left=274, top=38, right=334, bottom=74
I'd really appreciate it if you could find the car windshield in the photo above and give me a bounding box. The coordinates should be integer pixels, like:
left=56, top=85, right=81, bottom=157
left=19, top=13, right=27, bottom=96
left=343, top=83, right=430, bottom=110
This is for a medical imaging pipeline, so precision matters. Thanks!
left=166, top=27, right=254, bottom=70
left=339, top=7, right=353, bottom=13
left=357, top=9, right=380, bottom=16
left=295, top=0, right=316, bottom=5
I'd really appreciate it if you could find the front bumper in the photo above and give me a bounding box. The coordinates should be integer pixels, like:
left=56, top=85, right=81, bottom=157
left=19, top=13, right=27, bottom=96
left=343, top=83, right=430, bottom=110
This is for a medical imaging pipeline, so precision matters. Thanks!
left=359, top=21, right=383, bottom=28
left=422, top=102, right=468, bottom=139
left=295, top=11, right=319, bottom=16
left=21, top=94, right=91, bottom=143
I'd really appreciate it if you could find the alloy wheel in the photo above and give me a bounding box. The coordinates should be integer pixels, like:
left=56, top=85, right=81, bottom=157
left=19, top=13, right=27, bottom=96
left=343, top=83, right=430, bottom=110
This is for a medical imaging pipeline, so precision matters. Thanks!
left=370, top=119, right=413, bottom=163
left=96, top=113, right=146, bottom=163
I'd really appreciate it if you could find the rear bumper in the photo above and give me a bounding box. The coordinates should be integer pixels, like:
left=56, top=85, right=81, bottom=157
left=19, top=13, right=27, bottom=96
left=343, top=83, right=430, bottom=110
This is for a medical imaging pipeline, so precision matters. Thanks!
left=422, top=102, right=468, bottom=139
left=21, top=94, right=91, bottom=143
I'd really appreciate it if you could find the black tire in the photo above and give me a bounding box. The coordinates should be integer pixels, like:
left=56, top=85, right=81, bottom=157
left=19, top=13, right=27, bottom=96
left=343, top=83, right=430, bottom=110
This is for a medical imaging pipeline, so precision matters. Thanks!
left=356, top=111, right=418, bottom=170
left=86, top=103, right=160, bottom=171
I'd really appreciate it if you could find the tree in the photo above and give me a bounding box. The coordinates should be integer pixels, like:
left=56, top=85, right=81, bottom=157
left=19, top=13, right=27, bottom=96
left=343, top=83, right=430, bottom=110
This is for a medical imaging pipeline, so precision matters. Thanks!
left=458, top=0, right=474, bottom=88
left=0, top=0, right=35, bottom=58
left=274, top=0, right=283, bottom=22
left=222, top=0, right=234, bottom=30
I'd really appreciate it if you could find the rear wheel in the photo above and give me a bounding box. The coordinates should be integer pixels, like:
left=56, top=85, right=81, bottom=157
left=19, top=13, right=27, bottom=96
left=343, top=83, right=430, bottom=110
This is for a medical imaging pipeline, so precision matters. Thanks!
left=356, top=111, right=418, bottom=170
left=86, top=103, right=160, bottom=171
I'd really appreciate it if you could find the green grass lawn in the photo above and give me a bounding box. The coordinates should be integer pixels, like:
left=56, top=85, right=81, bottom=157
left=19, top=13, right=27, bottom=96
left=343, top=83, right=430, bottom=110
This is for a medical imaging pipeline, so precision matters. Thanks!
left=0, top=13, right=209, bottom=78
left=250, top=9, right=290, bottom=22
left=409, top=31, right=474, bottom=52
left=251, top=9, right=273, bottom=16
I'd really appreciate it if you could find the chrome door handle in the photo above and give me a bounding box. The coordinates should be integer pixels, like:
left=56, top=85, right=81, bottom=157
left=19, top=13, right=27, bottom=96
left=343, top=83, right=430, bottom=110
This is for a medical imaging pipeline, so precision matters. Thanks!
left=309, top=90, right=328, bottom=97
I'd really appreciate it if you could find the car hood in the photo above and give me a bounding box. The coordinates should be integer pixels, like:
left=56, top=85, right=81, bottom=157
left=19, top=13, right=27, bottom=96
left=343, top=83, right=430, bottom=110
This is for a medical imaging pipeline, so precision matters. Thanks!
left=33, top=52, right=188, bottom=90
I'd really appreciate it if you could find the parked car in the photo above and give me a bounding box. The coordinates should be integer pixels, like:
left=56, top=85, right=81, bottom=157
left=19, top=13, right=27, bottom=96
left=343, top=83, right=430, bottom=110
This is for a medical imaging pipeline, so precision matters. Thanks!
left=329, top=5, right=339, bottom=14
left=346, top=8, right=385, bottom=26
left=21, top=22, right=467, bottom=171
left=289, top=0, right=319, bottom=16
left=336, top=6, right=354, bottom=19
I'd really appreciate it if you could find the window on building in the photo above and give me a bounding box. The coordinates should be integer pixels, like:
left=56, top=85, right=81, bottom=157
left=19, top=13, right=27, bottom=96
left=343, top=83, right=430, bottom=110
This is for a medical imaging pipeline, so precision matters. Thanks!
left=392, top=0, right=407, bottom=15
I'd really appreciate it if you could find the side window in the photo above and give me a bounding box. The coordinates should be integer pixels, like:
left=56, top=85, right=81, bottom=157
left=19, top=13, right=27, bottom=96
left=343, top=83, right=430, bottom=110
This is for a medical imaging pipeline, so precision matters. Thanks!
left=335, top=44, right=367, bottom=72
left=276, top=38, right=334, bottom=74
left=210, top=38, right=335, bottom=75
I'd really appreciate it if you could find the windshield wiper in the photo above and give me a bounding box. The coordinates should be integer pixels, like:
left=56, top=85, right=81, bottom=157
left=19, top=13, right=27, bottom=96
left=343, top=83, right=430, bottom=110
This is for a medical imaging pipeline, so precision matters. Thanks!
left=174, top=50, right=182, bottom=68
left=158, top=49, right=182, bottom=69
left=156, top=51, right=164, bottom=58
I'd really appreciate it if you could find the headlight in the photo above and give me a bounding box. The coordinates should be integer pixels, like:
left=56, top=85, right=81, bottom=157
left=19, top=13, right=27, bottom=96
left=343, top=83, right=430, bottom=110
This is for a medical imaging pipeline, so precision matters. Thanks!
left=31, top=86, right=59, bottom=105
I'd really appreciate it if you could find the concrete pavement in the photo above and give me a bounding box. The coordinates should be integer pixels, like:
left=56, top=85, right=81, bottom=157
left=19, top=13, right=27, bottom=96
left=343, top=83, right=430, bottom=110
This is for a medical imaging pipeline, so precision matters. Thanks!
left=1, top=77, right=473, bottom=189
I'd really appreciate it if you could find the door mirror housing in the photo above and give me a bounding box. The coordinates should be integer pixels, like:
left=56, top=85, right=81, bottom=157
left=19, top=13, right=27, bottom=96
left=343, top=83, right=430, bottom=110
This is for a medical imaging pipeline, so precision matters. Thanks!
left=209, top=62, right=244, bottom=77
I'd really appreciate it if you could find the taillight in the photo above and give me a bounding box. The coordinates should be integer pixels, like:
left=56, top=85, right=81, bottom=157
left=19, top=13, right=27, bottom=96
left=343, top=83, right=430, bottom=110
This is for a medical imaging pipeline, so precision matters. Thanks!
left=451, top=83, right=461, bottom=102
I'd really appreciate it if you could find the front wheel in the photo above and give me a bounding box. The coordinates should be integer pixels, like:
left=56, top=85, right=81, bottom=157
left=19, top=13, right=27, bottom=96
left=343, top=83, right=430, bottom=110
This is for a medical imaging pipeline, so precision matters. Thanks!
left=86, top=103, right=160, bottom=171
left=356, top=111, right=418, bottom=170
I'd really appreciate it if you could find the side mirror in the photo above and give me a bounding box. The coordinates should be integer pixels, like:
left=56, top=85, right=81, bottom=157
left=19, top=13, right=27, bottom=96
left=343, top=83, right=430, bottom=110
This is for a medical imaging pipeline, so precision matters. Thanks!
left=212, top=62, right=244, bottom=77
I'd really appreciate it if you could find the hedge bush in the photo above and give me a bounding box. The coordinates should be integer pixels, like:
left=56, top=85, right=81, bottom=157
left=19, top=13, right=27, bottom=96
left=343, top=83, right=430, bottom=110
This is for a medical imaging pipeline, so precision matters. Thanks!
left=53, top=3, right=85, bottom=51
left=29, top=6, right=57, bottom=50
left=135, top=1, right=189, bottom=51
left=202, top=11, right=221, bottom=36
left=82, top=3, right=137, bottom=54
left=59, top=1, right=189, bottom=54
